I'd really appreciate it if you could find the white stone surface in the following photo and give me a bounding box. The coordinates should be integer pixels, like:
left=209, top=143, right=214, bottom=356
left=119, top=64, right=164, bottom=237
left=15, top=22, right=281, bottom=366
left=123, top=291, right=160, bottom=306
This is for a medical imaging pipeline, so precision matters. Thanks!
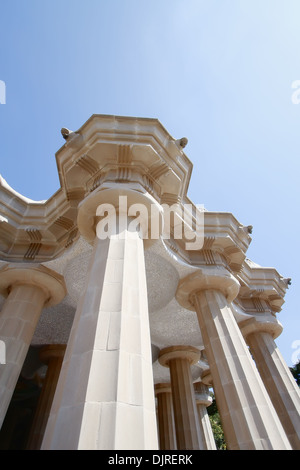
left=42, top=220, right=158, bottom=450
left=0, top=114, right=295, bottom=451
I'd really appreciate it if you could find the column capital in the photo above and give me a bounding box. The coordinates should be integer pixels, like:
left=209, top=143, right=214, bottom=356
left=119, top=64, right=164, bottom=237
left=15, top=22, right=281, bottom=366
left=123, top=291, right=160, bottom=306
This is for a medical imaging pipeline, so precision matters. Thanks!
left=201, top=369, right=213, bottom=386
left=77, top=182, right=163, bottom=248
left=194, top=382, right=212, bottom=407
left=232, top=300, right=283, bottom=340
left=0, top=264, right=67, bottom=307
left=159, top=345, right=200, bottom=367
left=239, top=316, right=283, bottom=341
left=155, top=383, right=172, bottom=395
left=176, top=267, right=240, bottom=311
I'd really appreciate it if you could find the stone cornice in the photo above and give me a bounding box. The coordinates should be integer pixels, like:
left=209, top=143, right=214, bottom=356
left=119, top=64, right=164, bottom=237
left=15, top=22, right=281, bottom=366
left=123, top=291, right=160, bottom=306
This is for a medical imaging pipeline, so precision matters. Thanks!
left=0, top=177, right=78, bottom=262
left=0, top=115, right=193, bottom=262
left=0, top=113, right=280, bottom=291
left=188, top=212, right=251, bottom=271
left=55, top=114, right=193, bottom=201
left=236, top=258, right=290, bottom=313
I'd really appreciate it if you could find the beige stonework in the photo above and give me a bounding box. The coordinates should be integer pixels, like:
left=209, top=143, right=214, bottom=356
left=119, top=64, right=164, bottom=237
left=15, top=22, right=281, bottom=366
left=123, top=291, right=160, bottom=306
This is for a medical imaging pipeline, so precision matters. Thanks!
left=26, top=344, right=66, bottom=450
left=0, top=265, right=66, bottom=429
left=194, top=381, right=216, bottom=450
left=155, top=383, right=177, bottom=450
left=176, top=270, right=292, bottom=450
left=41, top=189, right=159, bottom=450
left=235, top=266, right=300, bottom=449
left=0, top=114, right=297, bottom=450
left=241, top=321, right=300, bottom=450
left=159, top=346, right=202, bottom=450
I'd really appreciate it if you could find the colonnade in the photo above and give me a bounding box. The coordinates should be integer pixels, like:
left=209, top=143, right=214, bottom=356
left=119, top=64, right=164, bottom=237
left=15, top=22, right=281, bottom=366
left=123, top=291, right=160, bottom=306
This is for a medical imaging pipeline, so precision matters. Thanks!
left=156, top=346, right=216, bottom=450
left=0, top=186, right=299, bottom=450
left=0, top=265, right=66, bottom=431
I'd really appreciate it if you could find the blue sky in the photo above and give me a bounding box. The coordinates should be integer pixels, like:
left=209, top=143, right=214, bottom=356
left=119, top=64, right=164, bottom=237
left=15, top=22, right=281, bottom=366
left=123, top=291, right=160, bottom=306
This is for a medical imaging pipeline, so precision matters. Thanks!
left=0, top=0, right=299, bottom=366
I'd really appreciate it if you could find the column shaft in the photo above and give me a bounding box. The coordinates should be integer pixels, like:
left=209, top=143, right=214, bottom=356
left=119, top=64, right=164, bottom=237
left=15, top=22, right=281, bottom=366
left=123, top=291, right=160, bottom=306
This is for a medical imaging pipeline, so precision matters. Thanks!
left=193, top=289, right=291, bottom=450
left=0, top=284, right=47, bottom=428
left=196, top=404, right=216, bottom=450
left=247, top=331, right=300, bottom=449
left=155, top=384, right=176, bottom=450
left=26, top=345, right=66, bottom=450
left=168, top=357, right=201, bottom=450
left=42, top=222, right=158, bottom=450
left=194, top=382, right=216, bottom=450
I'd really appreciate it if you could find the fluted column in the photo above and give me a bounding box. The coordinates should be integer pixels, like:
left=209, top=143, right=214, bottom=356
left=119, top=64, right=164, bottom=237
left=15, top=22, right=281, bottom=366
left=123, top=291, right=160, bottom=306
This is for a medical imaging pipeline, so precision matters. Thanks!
left=159, top=345, right=201, bottom=450
left=155, top=383, right=176, bottom=450
left=0, top=265, right=66, bottom=429
left=42, top=186, right=161, bottom=450
left=242, top=324, right=300, bottom=450
left=176, top=269, right=291, bottom=450
left=194, top=381, right=216, bottom=450
left=26, top=344, right=66, bottom=450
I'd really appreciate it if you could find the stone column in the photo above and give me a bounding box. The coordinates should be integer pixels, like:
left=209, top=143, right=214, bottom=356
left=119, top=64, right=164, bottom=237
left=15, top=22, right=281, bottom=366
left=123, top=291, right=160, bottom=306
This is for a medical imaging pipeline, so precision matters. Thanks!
left=26, top=344, right=66, bottom=450
left=42, top=186, right=161, bottom=450
left=242, top=322, right=300, bottom=450
left=194, top=381, right=216, bottom=450
left=155, top=383, right=176, bottom=450
left=0, top=265, right=66, bottom=429
left=159, top=345, right=201, bottom=450
left=176, top=269, right=291, bottom=450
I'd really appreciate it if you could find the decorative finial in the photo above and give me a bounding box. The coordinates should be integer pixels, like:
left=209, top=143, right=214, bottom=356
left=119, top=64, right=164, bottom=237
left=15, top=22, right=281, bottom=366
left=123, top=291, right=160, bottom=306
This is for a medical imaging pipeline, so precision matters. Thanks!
left=61, top=128, right=83, bottom=148
left=239, top=225, right=253, bottom=235
left=175, top=137, right=188, bottom=149
left=61, top=128, right=73, bottom=140
left=280, top=277, right=292, bottom=287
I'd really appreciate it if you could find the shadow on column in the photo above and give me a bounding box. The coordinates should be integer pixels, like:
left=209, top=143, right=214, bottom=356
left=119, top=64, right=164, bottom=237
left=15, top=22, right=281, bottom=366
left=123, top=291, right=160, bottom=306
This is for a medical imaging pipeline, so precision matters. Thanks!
left=0, top=346, right=44, bottom=450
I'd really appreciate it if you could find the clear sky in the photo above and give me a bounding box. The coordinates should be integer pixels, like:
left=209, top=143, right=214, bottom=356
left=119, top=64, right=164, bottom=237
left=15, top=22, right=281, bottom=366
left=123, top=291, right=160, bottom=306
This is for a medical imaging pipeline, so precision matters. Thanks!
left=0, top=0, right=299, bottom=367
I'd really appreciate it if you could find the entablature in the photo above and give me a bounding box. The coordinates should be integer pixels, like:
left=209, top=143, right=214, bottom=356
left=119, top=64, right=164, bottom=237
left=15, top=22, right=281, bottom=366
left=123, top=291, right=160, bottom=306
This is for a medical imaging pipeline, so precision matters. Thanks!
left=236, top=258, right=291, bottom=313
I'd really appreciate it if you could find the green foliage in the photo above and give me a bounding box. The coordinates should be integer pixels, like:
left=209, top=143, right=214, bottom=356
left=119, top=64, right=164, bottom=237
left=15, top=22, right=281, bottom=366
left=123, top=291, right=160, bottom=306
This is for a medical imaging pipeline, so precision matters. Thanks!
left=206, top=362, right=300, bottom=450
left=207, top=393, right=226, bottom=450
left=289, top=361, right=300, bottom=387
